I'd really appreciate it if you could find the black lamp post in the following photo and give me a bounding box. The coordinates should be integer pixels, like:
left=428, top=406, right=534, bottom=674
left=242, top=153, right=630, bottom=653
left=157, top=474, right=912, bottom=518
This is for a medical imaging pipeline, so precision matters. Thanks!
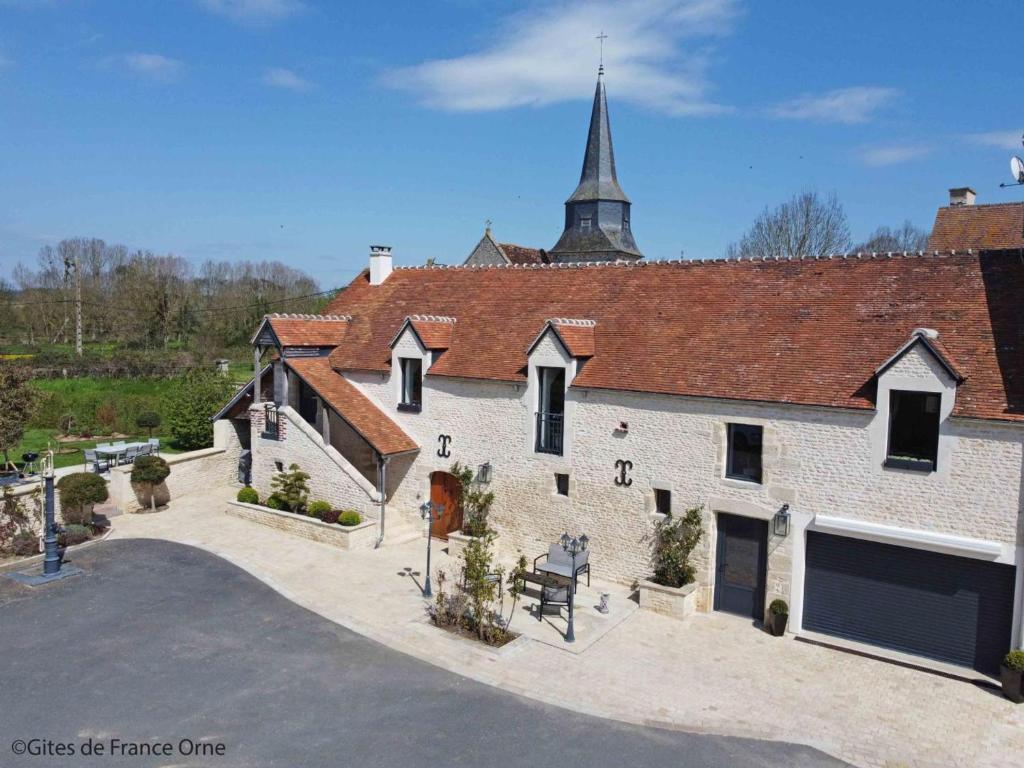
left=559, top=531, right=589, bottom=643
left=42, top=454, right=61, bottom=577
left=419, top=500, right=444, bottom=598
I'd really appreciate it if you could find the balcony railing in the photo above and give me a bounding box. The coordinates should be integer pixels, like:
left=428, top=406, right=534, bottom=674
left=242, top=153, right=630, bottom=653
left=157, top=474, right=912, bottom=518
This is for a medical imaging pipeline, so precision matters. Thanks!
left=535, top=411, right=564, bottom=456
left=262, top=404, right=279, bottom=440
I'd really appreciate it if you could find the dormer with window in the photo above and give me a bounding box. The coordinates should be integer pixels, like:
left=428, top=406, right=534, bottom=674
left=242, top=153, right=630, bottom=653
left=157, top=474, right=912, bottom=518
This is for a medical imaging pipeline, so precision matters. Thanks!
left=871, top=328, right=964, bottom=476
left=388, top=315, right=455, bottom=415
left=526, top=319, right=595, bottom=459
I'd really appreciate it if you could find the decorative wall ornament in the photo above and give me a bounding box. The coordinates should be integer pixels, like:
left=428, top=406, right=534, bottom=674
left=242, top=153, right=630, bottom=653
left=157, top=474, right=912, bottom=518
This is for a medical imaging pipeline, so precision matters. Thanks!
left=614, top=459, right=633, bottom=487
left=437, top=434, right=452, bottom=458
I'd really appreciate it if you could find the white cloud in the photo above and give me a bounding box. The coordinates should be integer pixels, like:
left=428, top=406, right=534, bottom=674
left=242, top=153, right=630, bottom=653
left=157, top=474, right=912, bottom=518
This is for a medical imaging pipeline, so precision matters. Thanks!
left=262, top=66, right=311, bottom=91
left=383, top=0, right=741, bottom=116
left=964, top=130, right=1023, bottom=150
left=197, top=0, right=303, bottom=24
left=860, top=144, right=933, bottom=167
left=120, top=52, right=183, bottom=81
left=771, top=86, right=899, bottom=124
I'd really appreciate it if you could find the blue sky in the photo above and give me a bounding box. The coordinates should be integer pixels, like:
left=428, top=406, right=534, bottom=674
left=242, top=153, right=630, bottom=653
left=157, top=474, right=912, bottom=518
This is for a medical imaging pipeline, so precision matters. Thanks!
left=0, top=0, right=1021, bottom=287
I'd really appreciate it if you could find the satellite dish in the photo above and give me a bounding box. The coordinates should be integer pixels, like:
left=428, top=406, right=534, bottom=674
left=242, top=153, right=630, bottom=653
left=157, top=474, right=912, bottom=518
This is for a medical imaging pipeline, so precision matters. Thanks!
left=1012, top=156, right=1024, bottom=184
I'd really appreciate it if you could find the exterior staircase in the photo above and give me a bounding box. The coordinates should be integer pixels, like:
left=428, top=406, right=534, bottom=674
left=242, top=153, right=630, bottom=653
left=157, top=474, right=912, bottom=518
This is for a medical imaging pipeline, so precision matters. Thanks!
left=382, top=517, right=423, bottom=547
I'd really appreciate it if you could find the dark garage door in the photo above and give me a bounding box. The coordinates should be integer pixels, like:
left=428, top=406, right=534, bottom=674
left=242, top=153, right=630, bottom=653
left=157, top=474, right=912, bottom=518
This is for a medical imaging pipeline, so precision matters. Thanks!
left=803, top=531, right=1016, bottom=675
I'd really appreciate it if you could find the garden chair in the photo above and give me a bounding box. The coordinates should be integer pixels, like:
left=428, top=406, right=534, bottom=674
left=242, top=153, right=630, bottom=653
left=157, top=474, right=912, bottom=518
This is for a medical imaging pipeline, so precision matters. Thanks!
left=122, top=445, right=140, bottom=464
left=84, top=449, right=109, bottom=474
left=137, top=444, right=153, bottom=457
left=148, top=437, right=160, bottom=455
left=534, top=543, right=590, bottom=591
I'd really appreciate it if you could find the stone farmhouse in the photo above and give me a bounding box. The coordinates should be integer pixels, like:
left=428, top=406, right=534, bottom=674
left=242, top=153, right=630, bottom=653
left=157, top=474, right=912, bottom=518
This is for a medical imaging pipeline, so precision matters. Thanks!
left=213, top=71, right=1024, bottom=678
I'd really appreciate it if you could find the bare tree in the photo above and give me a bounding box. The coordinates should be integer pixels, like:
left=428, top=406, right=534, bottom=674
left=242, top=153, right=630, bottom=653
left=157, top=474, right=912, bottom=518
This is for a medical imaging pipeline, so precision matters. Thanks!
left=854, top=221, right=930, bottom=253
left=726, top=191, right=852, bottom=259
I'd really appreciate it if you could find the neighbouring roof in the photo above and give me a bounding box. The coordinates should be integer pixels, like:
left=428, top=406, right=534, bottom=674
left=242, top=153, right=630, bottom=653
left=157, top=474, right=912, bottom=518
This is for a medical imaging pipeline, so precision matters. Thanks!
left=285, top=357, right=418, bottom=456
left=567, top=73, right=629, bottom=204
left=498, top=243, right=547, bottom=265
left=928, top=203, right=1024, bottom=251
left=322, top=252, right=1024, bottom=422
left=253, top=313, right=352, bottom=347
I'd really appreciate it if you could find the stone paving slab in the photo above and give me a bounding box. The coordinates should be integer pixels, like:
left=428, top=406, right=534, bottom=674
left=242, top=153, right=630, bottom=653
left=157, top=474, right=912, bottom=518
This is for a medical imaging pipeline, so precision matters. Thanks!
left=107, top=490, right=1024, bottom=768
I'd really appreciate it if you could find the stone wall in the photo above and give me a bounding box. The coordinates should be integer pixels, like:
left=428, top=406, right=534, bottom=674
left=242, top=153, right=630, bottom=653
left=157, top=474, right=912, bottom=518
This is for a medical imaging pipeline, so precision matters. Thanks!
left=225, top=500, right=377, bottom=550
left=247, top=405, right=380, bottom=519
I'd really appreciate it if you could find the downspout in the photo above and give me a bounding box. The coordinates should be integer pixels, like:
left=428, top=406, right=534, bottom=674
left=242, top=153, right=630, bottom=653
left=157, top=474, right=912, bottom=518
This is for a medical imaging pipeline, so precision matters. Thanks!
left=374, top=453, right=389, bottom=549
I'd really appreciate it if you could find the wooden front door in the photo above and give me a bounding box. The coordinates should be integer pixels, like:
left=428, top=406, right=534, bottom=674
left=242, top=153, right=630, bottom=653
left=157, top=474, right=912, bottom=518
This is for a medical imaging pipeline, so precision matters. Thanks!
left=430, top=472, right=462, bottom=540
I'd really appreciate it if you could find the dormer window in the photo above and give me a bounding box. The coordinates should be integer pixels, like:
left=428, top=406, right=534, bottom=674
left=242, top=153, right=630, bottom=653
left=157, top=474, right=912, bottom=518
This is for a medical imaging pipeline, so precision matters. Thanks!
left=398, top=358, right=422, bottom=412
left=623, top=214, right=630, bottom=231
left=535, top=366, right=565, bottom=455
left=579, top=216, right=592, bottom=232
left=886, top=390, right=940, bottom=472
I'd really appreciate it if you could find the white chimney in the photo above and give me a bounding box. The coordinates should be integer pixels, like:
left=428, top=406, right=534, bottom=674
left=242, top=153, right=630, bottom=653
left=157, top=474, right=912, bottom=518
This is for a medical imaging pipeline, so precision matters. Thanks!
left=369, top=245, right=393, bottom=285
left=949, top=187, right=976, bottom=206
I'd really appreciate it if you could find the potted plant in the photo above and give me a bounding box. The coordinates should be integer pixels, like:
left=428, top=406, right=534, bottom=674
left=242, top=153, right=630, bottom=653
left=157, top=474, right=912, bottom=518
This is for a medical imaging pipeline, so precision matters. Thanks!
left=768, top=599, right=789, bottom=636
left=131, top=455, right=170, bottom=512
left=1001, top=649, right=1024, bottom=703
left=56, top=472, right=109, bottom=526
left=638, top=505, right=703, bottom=619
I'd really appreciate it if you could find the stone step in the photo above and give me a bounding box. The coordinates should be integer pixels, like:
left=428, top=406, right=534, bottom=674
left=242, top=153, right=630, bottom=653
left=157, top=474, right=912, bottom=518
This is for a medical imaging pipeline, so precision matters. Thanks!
left=383, top=523, right=423, bottom=546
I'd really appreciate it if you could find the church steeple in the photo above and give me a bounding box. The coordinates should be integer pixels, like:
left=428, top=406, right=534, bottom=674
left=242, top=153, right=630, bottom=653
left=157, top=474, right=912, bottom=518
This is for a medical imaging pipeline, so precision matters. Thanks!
left=548, top=69, right=642, bottom=263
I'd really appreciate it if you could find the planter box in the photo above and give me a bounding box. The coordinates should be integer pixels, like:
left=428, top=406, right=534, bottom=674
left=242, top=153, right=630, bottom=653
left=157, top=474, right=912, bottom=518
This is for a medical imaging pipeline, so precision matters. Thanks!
left=638, top=579, right=698, bottom=620
left=1002, top=665, right=1024, bottom=703
left=225, top=500, right=377, bottom=551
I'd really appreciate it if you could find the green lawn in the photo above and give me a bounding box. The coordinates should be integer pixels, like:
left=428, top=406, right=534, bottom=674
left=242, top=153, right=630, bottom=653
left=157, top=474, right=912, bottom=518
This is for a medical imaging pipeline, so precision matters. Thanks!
left=9, top=428, right=181, bottom=471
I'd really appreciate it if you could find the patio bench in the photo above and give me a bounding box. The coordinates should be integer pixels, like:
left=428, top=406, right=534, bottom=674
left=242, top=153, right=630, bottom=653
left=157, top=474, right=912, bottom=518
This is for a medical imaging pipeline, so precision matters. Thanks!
left=533, top=544, right=590, bottom=591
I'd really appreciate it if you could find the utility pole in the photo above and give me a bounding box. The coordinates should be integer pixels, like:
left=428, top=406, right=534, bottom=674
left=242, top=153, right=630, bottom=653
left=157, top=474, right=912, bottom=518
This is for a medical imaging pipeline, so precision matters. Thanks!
left=74, top=253, right=83, bottom=357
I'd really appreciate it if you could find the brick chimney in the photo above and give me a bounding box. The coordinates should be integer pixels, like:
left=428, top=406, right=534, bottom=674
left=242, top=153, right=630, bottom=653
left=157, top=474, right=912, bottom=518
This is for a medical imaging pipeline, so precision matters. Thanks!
left=948, top=187, right=976, bottom=206
left=369, top=245, right=392, bottom=285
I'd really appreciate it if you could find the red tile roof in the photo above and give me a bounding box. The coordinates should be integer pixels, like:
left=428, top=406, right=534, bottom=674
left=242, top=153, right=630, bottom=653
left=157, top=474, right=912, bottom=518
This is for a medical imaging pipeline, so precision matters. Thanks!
left=261, top=314, right=351, bottom=347
left=529, top=319, right=596, bottom=358
left=498, top=243, right=548, bottom=265
left=408, top=316, right=455, bottom=349
left=322, top=253, right=1024, bottom=422
left=928, top=203, right=1024, bottom=251
left=285, top=357, right=418, bottom=456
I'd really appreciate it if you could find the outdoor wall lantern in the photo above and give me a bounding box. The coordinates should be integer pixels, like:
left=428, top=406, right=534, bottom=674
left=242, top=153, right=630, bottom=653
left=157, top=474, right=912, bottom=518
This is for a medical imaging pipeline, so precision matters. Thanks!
left=477, top=461, right=493, bottom=484
left=773, top=504, right=791, bottom=537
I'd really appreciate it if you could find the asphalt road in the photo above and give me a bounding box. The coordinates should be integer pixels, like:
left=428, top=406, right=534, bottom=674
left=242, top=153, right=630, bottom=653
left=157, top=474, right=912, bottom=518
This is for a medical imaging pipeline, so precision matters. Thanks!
left=0, top=540, right=847, bottom=768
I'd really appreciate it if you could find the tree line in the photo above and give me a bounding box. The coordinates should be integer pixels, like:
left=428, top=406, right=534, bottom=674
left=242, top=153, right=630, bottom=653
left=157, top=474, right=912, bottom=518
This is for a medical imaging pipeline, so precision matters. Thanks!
left=0, top=238, right=328, bottom=354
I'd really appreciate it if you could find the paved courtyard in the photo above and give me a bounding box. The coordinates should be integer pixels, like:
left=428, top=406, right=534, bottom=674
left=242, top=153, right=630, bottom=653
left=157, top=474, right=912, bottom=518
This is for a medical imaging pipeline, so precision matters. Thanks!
left=7, top=489, right=1021, bottom=768
left=0, top=539, right=842, bottom=768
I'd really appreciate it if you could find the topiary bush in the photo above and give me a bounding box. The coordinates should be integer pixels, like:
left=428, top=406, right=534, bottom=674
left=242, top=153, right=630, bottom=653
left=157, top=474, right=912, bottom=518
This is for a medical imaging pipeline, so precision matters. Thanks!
left=265, top=493, right=287, bottom=511
left=338, top=510, right=361, bottom=527
left=136, top=411, right=162, bottom=438
left=58, top=524, right=91, bottom=547
left=10, top=530, right=38, bottom=557
left=236, top=487, right=259, bottom=505
left=769, top=599, right=789, bottom=616
left=269, top=463, right=310, bottom=515
left=307, top=500, right=332, bottom=518
left=57, top=472, right=109, bottom=525
left=131, top=455, right=170, bottom=512
left=1005, top=650, right=1024, bottom=672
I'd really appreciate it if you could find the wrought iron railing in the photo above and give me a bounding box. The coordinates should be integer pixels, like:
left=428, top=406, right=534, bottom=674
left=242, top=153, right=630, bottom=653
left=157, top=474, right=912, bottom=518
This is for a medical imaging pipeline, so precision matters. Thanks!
left=263, top=404, right=279, bottom=440
left=535, top=411, right=564, bottom=455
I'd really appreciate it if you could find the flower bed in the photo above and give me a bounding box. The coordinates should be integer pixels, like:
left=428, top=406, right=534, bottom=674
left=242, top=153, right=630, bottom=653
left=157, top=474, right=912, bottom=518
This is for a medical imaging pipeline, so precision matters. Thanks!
left=225, top=500, right=376, bottom=550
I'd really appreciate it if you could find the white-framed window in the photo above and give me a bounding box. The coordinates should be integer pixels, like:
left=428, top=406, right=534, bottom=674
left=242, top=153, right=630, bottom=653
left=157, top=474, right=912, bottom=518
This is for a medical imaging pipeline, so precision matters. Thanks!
left=535, top=366, right=565, bottom=455
left=398, top=357, right=422, bottom=412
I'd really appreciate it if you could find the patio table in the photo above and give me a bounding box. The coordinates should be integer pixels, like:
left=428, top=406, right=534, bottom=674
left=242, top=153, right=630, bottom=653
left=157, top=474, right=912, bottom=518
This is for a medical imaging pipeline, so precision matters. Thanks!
left=95, top=442, right=149, bottom=466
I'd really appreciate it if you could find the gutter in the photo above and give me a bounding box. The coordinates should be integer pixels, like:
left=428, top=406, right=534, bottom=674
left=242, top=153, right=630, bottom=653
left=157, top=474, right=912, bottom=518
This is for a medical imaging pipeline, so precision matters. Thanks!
left=374, top=454, right=389, bottom=549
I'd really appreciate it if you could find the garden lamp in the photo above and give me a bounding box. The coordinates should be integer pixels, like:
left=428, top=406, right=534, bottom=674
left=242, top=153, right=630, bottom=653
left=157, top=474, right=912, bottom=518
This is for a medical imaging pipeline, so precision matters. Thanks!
left=559, top=531, right=588, bottom=643
left=419, top=500, right=444, bottom=598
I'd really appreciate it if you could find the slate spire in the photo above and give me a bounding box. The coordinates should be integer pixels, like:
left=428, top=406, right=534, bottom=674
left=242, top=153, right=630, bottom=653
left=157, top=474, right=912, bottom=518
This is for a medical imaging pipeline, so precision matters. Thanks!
left=549, top=69, right=642, bottom=263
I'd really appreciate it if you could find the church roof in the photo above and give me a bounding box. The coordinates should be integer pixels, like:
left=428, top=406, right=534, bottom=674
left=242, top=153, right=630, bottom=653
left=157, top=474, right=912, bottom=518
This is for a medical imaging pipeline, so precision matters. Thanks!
left=928, top=202, right=1024, bottom=251
left=322, top=252, right=1024, bottom=423
left=567, top=73, right=629, bottom=204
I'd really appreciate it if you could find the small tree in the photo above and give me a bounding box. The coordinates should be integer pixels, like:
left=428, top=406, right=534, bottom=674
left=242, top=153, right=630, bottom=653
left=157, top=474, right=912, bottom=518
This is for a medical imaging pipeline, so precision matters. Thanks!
left=131, top=455, right=170, bottom=512
left=461, top=532, right=502, bottom=641
left=503, top=554, right=529, bottom=632
left=270, top=463, right=310, bottom=513
left=136, top=411, right=162, bottom=438
left=167, top=369, right=234, bottom=450
left=651, top=505, right=704, bottom=588
left=0, top=366, right=38, bottom=470
left=450, top=462, right=495, bottom=537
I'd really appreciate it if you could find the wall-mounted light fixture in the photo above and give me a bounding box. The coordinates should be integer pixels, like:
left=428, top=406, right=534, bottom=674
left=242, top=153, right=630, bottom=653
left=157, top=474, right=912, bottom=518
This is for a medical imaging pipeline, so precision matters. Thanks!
left=773, top=503, right=791, bottom=537
left=477, top=461, right=493, bottom=484
left=615, top=421, right=629, bottom=434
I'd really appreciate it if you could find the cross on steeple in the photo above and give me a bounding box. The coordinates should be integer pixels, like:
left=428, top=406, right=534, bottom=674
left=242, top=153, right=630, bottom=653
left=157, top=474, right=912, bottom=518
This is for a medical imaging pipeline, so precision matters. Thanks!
left=596, top=31, right=607, bottom=75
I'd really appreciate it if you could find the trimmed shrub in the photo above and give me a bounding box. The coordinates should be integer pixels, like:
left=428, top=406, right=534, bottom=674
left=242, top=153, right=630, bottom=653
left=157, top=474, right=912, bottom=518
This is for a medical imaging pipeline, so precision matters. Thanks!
left=1005, top=650, right=1024, bottom=672
left=236, top=487, right=259, bottom=505
left=265, top=494, right=287, bottom=511
left=58, top=524, right=91, bottom=547
left=651, top=505, right=703, bottom=588
left=136, top=411, right=162, bottom=437
left=769, top=599, right=789, bottom=616
left=131, top=455, right=171, bottom=512
left=338, top=510, right=361, bottom=527
left=318, top=508, right=340, bottom=525
left=269, top=463, right=310, bottom=515
left=57, top=473, right=109, bottom=525
left=307, top=500, right=332, bottom=518
left=167, top=369, right=234, bottom=450
left=10, top=530, right=38, bottom=557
